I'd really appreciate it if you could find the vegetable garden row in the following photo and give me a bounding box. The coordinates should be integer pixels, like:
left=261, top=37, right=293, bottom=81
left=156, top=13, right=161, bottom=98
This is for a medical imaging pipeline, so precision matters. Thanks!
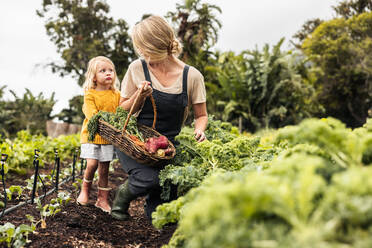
left=0, top=131, right=83, bottom=247
left=1, top=117, right=372, bottom=247
left=152, top=117, right=372, bottom=247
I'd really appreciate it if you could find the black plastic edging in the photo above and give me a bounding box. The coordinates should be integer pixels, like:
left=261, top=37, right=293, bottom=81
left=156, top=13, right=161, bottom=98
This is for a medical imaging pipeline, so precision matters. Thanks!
left=2, top=175, right=75, bottom=216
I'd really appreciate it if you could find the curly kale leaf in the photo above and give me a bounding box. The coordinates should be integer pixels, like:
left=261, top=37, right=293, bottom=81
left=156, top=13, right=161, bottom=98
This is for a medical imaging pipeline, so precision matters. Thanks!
left=87, top=111, right=108, bottom=142
left=87, top=107, right=144, bottom=142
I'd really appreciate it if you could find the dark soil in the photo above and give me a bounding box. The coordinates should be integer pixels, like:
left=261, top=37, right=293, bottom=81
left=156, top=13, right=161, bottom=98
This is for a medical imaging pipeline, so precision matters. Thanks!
left=0, top=161, right=176, bottom=248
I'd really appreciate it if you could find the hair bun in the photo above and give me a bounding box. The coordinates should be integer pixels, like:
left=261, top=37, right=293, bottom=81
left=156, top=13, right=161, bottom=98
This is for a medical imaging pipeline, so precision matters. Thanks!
left=170, top=39, right=182, bottom=56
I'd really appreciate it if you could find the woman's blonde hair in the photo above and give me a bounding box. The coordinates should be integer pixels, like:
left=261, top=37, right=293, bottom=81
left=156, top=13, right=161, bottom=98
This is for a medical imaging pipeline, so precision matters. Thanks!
left=132, top=15, right=183, bottom=62
left=82, top=56, right=119, bottom=91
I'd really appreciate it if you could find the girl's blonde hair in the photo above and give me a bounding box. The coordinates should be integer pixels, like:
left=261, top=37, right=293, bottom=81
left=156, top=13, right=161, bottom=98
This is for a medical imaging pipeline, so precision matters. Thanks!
left=82, top=56, right=119, bottom=91
left=132, top=15, right=183, bottom=62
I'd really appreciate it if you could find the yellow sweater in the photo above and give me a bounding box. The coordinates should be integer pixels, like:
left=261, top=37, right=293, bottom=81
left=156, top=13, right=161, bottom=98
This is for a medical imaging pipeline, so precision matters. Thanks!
left=80, top=89, right=121, bottom=144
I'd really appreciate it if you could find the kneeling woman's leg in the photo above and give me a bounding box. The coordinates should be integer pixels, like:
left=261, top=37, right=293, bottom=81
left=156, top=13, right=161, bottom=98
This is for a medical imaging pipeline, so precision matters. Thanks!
left=111, top=179, right=136, bottom=220
left=112, top=149, right=162, bottom=220
left=145, top=186, right=164, bottom=220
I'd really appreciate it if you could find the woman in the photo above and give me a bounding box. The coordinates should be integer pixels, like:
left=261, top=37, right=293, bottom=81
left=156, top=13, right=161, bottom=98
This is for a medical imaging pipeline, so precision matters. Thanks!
left=111, top=15, right=208, bottom=221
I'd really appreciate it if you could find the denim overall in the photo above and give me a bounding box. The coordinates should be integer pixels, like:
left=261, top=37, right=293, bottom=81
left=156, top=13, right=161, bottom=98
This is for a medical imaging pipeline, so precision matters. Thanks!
left=115, top=60, right=189, bottom=219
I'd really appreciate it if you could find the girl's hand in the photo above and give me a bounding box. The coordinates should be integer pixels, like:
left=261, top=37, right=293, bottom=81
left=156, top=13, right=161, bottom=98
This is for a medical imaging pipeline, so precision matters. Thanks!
left=194, top=129, right=206, bottom=142
left=139, top=81, right=153, bottom=98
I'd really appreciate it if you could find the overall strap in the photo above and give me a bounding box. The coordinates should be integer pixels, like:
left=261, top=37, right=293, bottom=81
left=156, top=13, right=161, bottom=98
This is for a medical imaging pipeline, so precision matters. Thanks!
left=182, top=65, right=190, bottom=105
left=140, top=59, right=152, bottom=84
left=141, top=59, right=189, bottom=96
left=182, top=65, right=190, bottom=94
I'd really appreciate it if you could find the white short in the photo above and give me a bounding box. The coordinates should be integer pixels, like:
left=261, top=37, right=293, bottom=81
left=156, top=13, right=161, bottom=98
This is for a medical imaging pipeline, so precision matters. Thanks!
left=80, top=144, right=114, bottom=162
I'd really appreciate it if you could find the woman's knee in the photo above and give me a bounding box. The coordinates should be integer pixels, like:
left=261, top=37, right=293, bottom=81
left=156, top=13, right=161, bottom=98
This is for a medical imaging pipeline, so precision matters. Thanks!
left=127, top=169, right=160, bottom=195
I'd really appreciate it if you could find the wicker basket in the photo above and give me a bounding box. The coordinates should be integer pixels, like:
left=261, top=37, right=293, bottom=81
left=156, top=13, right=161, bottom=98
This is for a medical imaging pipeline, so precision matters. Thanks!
left=97, top=85, right=176, bottom=166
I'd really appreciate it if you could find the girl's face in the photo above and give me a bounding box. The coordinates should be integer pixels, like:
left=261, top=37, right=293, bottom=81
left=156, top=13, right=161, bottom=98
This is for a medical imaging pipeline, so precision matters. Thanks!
left=94, top=61, right=115, bottom=90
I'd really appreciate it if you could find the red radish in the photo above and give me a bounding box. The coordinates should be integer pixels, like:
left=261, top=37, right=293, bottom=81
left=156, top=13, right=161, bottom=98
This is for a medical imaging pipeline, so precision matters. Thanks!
left=156, top=136, right=169, bottom=149
left=145, top=135, right=172, bottom=154
left=145, top=137, right=158, bottom=154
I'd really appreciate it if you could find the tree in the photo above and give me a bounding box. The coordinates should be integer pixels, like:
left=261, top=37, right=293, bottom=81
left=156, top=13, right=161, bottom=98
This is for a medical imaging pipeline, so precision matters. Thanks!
left=206, top=39, right=322, bottom=132
left=302, top=12, right=372, bottom=127
left=0, top=86, right=8, bottom=136
left=0, top=89, right=56, bottom=137
left=333, top=0, right=372, bottom=19
left=166, top=0, right=222, bottom=68
left=292, top=0, right=372, bottom=46
left=292, top=18, right=323, bottom=48
left=37, top=0, right=135, bottom=86
left=0, top=85, right=5, bottom=99
left=55, top=95, right=84, bottom=124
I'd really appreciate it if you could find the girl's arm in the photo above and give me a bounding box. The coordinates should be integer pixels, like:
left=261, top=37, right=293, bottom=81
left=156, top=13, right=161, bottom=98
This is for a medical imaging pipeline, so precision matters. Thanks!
left=82, top=93, right=99, bottom=119
left=193, top=102, right=208, bottom=142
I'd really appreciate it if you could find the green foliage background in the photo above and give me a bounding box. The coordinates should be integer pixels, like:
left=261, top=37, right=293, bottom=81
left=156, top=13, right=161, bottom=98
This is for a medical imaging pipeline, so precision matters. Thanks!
left=2, top=0, right=372, bottom=135
left=0, top=87, right=56, bottom=137
left=302, top=12, right=372, bottom=127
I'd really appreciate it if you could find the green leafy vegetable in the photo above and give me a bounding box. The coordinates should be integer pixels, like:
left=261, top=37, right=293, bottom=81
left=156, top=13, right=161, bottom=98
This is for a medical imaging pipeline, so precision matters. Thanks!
left=87, top=107, right=144, bottom=142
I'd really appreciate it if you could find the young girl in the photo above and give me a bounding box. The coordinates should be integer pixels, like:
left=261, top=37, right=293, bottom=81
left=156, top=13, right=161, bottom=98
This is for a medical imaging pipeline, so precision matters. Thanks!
left=77, top=56, right=121, bottom=213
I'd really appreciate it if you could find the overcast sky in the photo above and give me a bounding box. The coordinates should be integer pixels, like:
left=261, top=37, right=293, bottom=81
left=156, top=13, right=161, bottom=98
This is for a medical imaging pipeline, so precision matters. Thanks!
left=0, top=0, right=338, bottom=116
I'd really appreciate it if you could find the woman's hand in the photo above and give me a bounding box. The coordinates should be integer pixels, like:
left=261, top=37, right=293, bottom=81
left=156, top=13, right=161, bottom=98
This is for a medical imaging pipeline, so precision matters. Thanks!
left=193, top=102, right=208, bottom=142
left=139, top=81, right=153, bottom=98
left=194, top=129, right=206, bottom=142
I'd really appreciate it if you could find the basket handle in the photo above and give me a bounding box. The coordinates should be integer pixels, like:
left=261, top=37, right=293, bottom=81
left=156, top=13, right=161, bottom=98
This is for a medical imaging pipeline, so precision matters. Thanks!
left=122, top=83, right=157, bottom=134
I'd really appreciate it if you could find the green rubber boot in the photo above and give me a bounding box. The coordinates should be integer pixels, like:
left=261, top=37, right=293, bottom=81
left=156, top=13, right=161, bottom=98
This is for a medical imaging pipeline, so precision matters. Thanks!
left=111, top=180, right=136, bottom=220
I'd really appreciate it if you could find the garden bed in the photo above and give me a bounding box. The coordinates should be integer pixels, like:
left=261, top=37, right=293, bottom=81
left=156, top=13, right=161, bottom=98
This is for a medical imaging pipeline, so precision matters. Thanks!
left=0, top=161, right=175, bottom=248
